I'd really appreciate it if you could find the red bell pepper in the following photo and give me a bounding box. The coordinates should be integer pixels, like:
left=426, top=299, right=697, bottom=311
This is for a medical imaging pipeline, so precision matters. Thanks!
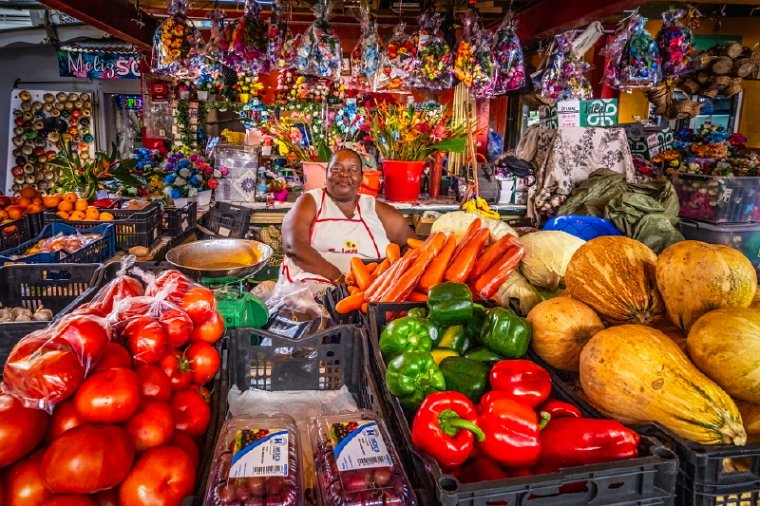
left=477, top=396, right=550, bottom=468
left=412, top=391, right=486, bottom=468
left=490, top=360, right=552, bottom=408
left=539, top=399, right=582, bottom=420
left=457, top=456, right=510, bottom=484
left=537, top=418, right=640, bottom=472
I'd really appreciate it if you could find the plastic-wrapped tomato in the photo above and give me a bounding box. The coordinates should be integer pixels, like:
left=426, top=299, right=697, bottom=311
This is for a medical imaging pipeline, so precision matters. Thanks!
left=53, top=313, right=112, bottom=368
left=92, top=343, right=132, bottom=373
left=75, top=275, right=144, bottom=318
left=180, top=286, right=217, bottom=325
left=123, top=317, right=168, bottom=365
left=147, top=270, right=190, bottom=300
left=190, top=312, right=224, bottom=345
left=161, top=306, right=193, bottom=348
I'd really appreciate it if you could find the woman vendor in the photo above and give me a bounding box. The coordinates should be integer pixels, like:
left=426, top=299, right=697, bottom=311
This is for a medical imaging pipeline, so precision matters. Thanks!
left=278, top=148, right=416, bottom=292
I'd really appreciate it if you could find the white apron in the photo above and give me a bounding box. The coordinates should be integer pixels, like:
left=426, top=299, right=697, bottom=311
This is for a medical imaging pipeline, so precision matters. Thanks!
left=279, top=188, right=391, bottom=288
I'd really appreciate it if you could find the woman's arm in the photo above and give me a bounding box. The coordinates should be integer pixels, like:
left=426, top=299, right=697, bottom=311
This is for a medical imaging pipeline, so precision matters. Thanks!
left=282, top=194, right=343, bottom=282
left=375, top=201, right=417, bottom=246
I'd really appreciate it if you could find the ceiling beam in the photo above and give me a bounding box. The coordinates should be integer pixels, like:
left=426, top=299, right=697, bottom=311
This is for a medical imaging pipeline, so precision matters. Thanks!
left=515, top=0, right=650, bottom=40
left=37, top=0, right=157, bottom=51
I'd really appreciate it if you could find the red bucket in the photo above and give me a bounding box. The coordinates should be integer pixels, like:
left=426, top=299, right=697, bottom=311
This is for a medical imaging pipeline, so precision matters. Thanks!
left=382, top=160, right=425, bottom=202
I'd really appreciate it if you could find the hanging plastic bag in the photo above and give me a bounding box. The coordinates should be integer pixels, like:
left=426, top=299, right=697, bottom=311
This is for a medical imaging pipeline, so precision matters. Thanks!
left=151, top=0, right=204, bottom=76
left=200, top=8, right=227, bottom=72
left=349, top=4, right=384, bottom=91
left=491, top=14, right=527, bottom=95
left=74, top=256, right=144, bottom=318
left=265, top=283, right=334, bottom=340
left=602, top=14, right=661, bottom=89
left=295, top=0, right=343, bottom=80
left=268, top=0, right=291, bottom=68
left=453, top=10, right=497, bottom=97
left=411, top=11, right=455, bottom=90
left=657, top=9, right=694, bottom=78
left=536, top=31, right=592, bottom=101
left=230, top=0, right=270, bottom=73
left=376, top=23, right=416, bottom=91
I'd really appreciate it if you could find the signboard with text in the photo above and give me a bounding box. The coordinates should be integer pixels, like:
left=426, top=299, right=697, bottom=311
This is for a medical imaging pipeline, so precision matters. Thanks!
left=57, top=50, right=141, bottom=79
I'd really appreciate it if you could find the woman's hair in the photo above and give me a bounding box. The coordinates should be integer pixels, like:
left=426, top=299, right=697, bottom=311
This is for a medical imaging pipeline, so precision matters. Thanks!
left=329, top=148, right=364, bottom=171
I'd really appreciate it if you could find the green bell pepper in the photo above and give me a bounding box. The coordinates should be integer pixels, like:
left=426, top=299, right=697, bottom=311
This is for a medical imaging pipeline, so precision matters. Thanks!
left=464, top=347, right=504, bottom=365
left=465, top=303, right=487, bottom=341
left=480, top=307, right=532, bottom=358
left=438, top=325, right=471, bottom=355
left=385, top=351, right=446, bottom=410
left=427, top=282, right=473, bottom=325
left=407, top=307, right=428, bottom=319
left=439, top=357, right=490, bottom=403
left=379, top=316, right=438, bottom=360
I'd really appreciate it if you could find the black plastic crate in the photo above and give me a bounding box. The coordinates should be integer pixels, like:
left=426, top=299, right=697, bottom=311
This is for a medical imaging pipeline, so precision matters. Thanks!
left=367, top=302, right=679, bottom=506
left=540, top=355, right=760, bottom=506
left=43, top=200, right=161, bottom=249
left=0, top=222, right=115, bottom=264
left=163, top=201, right=198, bottom=236
left=25, top=211, right=44, bottom=237
left=199, top=202, right=251, bottom=238
left=0, top=217, right=29, bottom=250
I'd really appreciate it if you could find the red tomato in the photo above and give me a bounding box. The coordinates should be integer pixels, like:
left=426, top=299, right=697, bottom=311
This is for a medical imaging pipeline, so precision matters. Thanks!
left=91, top=489, right=118, bottom=506
left=74, top=368, right=141, bottom=424
left=189, top=312, right=224, bottom=345
left=3, top=336, right=84, bottom=408
left=135, top=364, right=172, bottom=402
left=41, top=496, right=97, bottom=506
left=159, top=351, right=192, bottom=391
left=0, top=393, right=49, bottom=468
left=52, top=314, right=111, bottom=366
left=180, top=286, right=216, bottom=325
left=125, top=401, right=174, bottom=453
left=45, top=399, right=84, bottom=443
left=110, top=296, right=154, bottom=327
left=91, top=343, right=131, bottom=373
left=118, top=446, right=196, bottom=506
left=170, top=390, right=210, bottom=438
left=169, top=432, right=200, bottom=469
left=123, top=317, right=168, bottom=364
left=41, top=425, right=134, bottom=494
left=5, top=450, right=53, bottom=506
left=185, top=342, right=220, bottom=385
left=160, top=306, right=193, bottom=349
left=75, top=276, right=144, bottom=317
left=148, top=270, right=189, bottom=300
left=195, top=385, right=212, bottom=404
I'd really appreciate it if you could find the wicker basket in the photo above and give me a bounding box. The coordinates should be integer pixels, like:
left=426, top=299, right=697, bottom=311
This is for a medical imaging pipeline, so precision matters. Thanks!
left=696, top=71, right=711, bottom=84
left=733, top=58, right=756, bottom=78
left=710, top=75, right=732, bottom=88
left=678, top=77, right=700, bottom=95
left=751, top=44, right=760, bottom=80
left=724, top=77, right=744, bottom=97
left=701, top=87, right=719, bottom=99
left=711, top=56, right=734, bottom=75
left=645, top=83, right=673, bottom=115
left=669, top=99, right=703, bottom=120
left=697, top=53, right=715, bottom=69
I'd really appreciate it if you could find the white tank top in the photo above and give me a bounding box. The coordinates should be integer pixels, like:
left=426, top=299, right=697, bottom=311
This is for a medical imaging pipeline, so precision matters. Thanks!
left=280, top=188, right=391, bottom=285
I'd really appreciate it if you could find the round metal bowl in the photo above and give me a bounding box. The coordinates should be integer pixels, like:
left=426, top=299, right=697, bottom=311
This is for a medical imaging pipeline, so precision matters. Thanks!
left=166, top=239, right=274, bottom=280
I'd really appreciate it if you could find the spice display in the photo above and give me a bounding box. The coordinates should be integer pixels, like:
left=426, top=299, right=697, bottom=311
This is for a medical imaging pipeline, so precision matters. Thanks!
left=492, top=15, right=527, bottom=94
left=411, top=12, right=455, bottom=90
left=295, top=0, right=342, bottom=80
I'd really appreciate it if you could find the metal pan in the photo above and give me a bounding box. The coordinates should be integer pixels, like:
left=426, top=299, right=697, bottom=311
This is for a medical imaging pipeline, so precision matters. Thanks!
left=165, top=239, right=273, bottom=280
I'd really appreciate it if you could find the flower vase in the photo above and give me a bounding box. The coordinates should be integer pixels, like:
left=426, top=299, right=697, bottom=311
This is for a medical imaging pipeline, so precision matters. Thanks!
left=382, top=160, right=426, bottom=202
left=238, top=93, right=250, bottom=104
left=301, top=162, right=328, bottom=191
left=197, top=190, right=212, bottom=206
left=197, top=90, right=209, bottom=101
left=173, top=197, right=190, bottom=208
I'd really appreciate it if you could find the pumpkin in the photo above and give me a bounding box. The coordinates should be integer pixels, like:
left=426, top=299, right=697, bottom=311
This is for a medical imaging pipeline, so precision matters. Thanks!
left=651, top=320, right=688, bottom=353
left=564, top=236, right=664, bottom=324
left=687, top=307, right=760, bottom=404
left=657, top=241, right=757, bottom=332
left=735, top=400, right=760, bottom=444
left=527, top=297, right=604, bottom=371
left=580, top=324, right=746, bottom=445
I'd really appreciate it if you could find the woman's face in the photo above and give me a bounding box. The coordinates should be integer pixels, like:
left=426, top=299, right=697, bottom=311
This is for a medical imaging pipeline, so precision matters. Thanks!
left=326, top=150, right=362, bottom=201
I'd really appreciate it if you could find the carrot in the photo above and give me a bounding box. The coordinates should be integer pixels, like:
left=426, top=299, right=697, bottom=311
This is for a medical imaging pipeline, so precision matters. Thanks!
left=365, top=262, right=379, bottom=274
left=345, top=272, right=355, bottom=286
left=474, top=244, right=526, bottom=299
left=336, top=292, right=365, bottom=314
left=444, top=228, right=490, bottom=284
left=468, top=234, right=520, bottom=282
left=361, top=303, right=369, bottom=313
left=366, top=254, right=412, bottom=301
left=417, top=234, right=457, bottom=293
left=423, top=232, right=447, bottom=255
left=374, top=258, right=391, bottom=277
left=409, top=291, right=429, bottom=302
left=347, top=285, right=359, bottom=295
left=407, top=237, right=425, bottom=249
left=454, top=218, right=482, bottom=253
left=350, top=257, right=373, bottom=291
left=386, top=243, right=401, bottom=264
left=383, top=248, right=436, bottom=302
left=372, top=254, right=416, bottom=302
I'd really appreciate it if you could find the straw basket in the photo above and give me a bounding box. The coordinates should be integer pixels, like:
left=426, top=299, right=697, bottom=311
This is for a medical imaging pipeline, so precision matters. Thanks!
left=669, top=99, right=703, bottom=120
left=696, top=71, right=711, bottom=84
left=724, top=77, right=744, bottom=97
left=678, top=77, right=700, bottom=95
left=645, top=83, right=673, bottom=116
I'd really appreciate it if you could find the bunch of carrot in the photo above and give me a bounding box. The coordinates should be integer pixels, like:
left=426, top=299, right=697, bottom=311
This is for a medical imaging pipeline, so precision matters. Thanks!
left=335, top=218, right=525, bottom=314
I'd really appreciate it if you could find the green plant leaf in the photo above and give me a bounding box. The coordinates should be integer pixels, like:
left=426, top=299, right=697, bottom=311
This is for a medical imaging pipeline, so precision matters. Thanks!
left=431, top=137, right=467, bottom=153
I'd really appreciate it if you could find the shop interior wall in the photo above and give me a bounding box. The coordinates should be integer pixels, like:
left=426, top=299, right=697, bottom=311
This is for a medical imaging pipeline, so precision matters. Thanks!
left=617, top=17, right=760, bottom=147
left=0, top=44, right=140, bottom=193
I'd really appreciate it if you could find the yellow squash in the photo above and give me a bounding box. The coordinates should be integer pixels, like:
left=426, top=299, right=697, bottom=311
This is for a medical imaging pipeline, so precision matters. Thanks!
left=580, top=324, right=746, bottom=445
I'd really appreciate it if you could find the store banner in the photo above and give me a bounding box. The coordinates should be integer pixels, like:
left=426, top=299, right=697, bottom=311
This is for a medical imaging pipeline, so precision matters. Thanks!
left=57, top=50, right=141, bottom=79
left=539, top=99, right=619, bottom=129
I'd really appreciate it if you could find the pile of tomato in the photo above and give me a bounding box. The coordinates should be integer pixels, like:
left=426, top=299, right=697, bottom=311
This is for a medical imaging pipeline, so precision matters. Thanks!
left=0, top=267, right=225, bottom=506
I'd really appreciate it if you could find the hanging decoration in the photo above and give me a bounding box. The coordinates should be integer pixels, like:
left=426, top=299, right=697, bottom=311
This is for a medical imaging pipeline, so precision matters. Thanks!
left=230, top=0, right=270, bottom=73
left=453, top=9, right=496, bottom=97
left=411, top=11, right=455, bottom=90
left=604, top=14, right=662, bottom=90
left=295, top=0, right=343, bottom=80
left=151, top=0, right=204, bottom=77
left=536, top=31, right=592, bottom=101
left=267, top=0, right=291, bottom=68
left=376, top=23, right=416, bottom=92
left=656, top=9, right=695, bottom=78
left=491, top=14, right=527, bottom=95
left=200, top=8, right=228, bottom=73
left=349, top=3, right=384, bottom=91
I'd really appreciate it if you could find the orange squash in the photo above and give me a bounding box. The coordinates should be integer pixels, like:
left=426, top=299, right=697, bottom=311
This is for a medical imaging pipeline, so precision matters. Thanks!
left=736, top=400, right=760, bottom=444
left=564, top=236, right=664, bottom=324
left=656, top=240, right=757, bottom=332
left=527, top=297, right=604, bottom=371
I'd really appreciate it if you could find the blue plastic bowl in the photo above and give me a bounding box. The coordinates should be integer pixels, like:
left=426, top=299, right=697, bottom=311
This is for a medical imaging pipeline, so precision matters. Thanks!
left=543, top=215, right=622, bottom=241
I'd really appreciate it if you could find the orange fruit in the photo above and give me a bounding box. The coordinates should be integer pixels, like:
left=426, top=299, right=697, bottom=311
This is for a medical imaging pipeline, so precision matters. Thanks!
left=0, top=210, right=6, bottom=220
left=74, top=199, right=88, bottom=212
left=62, top=192, right=78, bottom=203
left=7, top=206, right=24, bottom=220
left=58, top=200, right=73, bottom=212
left=25, top=204, right=42, bottom=214
left=69, top=210, right=85, bottom=221
left=56, top=210, right=70, bottom=220
left=15, top=197, right=31, bottom=208
left=85, top=206, right=100, bottom=220
left=99, top=212, right=115, bottom=221
left=43, top=195, right=61, bottom=208
left=19, top=186, right=38, bottom=199
left=32, top=196, right=43, bottom=206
